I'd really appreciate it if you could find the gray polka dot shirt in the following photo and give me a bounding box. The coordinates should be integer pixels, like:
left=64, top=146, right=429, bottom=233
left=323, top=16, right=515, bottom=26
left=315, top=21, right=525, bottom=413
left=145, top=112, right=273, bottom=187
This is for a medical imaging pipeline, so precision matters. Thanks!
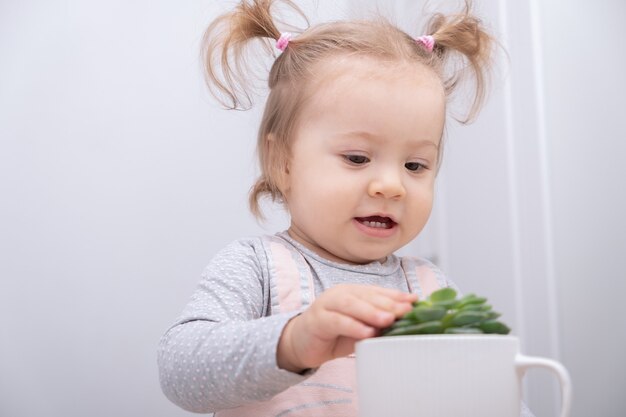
left=157, top=232, right=535, bottom=417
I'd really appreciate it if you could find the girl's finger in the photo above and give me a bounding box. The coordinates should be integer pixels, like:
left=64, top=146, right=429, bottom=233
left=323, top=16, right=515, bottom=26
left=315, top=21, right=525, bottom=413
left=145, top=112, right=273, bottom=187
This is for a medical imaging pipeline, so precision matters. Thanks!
left=355, top=285, right=418, bottom=303
left=324, top=294, right=397, bottom=329
left=344, top=285, right=416, bottom=317
left=320, top=310, right=377, bottom=340
left=360, top=292, right=415, bottom=318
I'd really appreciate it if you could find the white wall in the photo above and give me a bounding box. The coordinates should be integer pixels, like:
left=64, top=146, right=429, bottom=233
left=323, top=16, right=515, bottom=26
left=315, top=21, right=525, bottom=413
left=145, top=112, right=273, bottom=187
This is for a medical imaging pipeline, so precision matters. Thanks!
left=2, top=1, right=624, bottom=416
left=0, top=2, right=273, bottom=416
left=539, top=1, right=626, bottom=416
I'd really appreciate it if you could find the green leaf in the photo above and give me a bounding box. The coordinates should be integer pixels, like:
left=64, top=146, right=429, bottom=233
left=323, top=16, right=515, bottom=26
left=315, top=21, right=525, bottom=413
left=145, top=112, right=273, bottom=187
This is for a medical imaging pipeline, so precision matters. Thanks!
left=479, top=320, right=511, bottom=334
left=444, top=327, right=484, bottom=334
left=454, top=294, right=487, bottom=309
left=429, top=287, right=457, bottom=302
left=432, top=299, right=458, bottom=309
left=459, top=303, right=489, bottom=312
left=450, top=311, right=490, bottom=327
left=413, top=300, right=432, bottom=308
left=485, top=311, right=501, bottom=320
left=382, top=320, right=443, bottom=336
left=404, top=306, right=447, bottom=323
left=441, top=311, right=456, bottom=328
left=390, top=319, right=413, bottom=329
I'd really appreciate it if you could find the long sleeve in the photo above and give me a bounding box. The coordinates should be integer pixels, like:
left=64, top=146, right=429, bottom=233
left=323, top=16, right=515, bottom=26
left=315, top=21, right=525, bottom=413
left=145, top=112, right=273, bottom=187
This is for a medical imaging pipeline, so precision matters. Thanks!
left=157, top=239, right=309, bottom=413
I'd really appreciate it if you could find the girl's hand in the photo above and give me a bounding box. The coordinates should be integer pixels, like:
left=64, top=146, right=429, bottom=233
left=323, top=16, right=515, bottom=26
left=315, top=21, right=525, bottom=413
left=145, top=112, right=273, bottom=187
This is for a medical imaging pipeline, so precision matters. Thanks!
left=276, top=284, right=417, bottom=373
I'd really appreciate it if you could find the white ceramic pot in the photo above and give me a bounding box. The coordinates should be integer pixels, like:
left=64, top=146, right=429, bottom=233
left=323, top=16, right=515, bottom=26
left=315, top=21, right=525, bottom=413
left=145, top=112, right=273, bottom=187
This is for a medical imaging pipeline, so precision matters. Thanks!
left=356, top=335, right=571, bottom=417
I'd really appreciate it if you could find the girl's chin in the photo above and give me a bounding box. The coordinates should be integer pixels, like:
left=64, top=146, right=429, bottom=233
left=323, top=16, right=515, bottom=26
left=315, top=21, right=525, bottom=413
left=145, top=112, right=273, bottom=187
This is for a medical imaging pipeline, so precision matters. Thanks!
left=336, top=246, right=397, bottom=265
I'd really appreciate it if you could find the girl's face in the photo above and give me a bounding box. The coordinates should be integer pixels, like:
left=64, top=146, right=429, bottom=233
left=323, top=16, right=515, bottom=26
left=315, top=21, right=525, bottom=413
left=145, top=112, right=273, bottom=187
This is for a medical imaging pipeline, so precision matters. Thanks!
left=282, top=58, right=446, bottom=264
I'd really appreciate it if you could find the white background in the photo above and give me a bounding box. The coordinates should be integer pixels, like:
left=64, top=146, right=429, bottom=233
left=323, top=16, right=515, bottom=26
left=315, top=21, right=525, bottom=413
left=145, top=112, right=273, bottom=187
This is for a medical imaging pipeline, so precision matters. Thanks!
left=1, top=1, right=624, bottom=416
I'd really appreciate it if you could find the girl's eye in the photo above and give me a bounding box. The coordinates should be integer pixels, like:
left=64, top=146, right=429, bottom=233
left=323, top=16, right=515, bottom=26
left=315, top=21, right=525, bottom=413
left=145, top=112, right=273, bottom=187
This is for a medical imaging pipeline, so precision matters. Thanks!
left=344, top=155, right=370, bottom=165
left=405, top=162, right=426, bottom=172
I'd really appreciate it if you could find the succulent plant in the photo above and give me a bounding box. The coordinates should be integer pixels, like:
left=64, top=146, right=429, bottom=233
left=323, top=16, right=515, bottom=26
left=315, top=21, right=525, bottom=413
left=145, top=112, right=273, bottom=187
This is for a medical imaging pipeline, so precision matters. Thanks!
left=381, top=287, right=511, bottom=336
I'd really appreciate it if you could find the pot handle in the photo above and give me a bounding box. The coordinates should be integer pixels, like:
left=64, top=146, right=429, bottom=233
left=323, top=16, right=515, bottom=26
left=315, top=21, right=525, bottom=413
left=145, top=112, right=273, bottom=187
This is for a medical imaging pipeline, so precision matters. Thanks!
left=515, top=354, right=572, bottom=417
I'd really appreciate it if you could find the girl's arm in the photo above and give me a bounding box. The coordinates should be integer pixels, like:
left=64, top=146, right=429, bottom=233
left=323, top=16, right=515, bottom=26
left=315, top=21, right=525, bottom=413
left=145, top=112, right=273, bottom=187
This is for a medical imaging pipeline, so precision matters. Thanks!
left=157, top=238, right=308, bottom=413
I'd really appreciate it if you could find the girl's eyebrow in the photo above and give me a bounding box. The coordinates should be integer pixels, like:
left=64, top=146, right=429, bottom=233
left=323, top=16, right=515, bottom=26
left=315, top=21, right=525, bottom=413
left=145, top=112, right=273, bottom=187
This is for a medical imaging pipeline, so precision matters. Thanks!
left=337, top=130, right=381, bottom=143
left=337, top=130, right=440, bottom=150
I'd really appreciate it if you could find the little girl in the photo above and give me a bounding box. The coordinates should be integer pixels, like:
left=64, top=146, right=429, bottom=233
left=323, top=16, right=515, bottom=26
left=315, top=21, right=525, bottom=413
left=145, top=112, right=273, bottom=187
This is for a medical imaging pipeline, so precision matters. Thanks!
left=158, top=1, right=532, bottom=416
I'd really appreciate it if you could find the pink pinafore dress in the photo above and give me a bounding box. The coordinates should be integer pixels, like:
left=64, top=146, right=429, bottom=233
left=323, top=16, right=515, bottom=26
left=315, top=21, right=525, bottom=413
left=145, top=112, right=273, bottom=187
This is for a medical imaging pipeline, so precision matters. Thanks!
left=216, top=236, right=444, bottom=417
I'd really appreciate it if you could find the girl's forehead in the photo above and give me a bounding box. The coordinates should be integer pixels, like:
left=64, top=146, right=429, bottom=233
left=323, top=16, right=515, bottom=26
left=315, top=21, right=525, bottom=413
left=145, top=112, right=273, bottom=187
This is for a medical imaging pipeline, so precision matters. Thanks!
left=304, top=55, right=444, bottom=103
left=301, top=57, right=444, bottom=112
left=294, top=57, right=446, bottom=147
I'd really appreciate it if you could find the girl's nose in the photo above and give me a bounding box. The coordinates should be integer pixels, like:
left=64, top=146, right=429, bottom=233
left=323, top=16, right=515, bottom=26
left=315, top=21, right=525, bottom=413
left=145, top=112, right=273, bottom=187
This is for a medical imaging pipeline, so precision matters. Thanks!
left=367, top=171, right=406, bottom=199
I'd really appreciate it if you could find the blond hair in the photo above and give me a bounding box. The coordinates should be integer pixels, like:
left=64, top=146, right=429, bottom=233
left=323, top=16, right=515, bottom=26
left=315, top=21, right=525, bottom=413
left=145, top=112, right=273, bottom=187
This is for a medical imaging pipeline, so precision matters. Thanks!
left=202, top=0, right=495, bottom=218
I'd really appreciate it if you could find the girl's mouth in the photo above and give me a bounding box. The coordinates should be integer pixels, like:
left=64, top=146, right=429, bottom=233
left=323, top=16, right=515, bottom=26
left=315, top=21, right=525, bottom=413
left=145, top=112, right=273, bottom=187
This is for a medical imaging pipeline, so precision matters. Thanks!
left=355, top=216, right=396, bottom=229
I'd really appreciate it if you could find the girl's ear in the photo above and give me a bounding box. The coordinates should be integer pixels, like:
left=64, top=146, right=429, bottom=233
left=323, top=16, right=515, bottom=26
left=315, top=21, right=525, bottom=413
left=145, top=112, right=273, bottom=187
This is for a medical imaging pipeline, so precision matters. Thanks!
left=266, top=133, right=291, bottom=196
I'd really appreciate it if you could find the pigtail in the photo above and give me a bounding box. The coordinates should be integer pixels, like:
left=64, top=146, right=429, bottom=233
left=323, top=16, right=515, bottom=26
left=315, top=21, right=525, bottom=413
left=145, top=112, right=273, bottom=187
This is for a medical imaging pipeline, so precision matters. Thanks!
left=202, top=0, right=307, bottom=110
left=426, top=1, right=495, bottom=123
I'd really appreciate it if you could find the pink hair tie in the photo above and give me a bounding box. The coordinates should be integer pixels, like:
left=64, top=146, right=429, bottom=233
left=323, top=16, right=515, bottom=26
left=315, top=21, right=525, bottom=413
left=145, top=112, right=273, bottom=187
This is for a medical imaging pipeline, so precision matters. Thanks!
left=275, top=32, right=292, bottom=52
left=416, top=35, right=435, bottom=52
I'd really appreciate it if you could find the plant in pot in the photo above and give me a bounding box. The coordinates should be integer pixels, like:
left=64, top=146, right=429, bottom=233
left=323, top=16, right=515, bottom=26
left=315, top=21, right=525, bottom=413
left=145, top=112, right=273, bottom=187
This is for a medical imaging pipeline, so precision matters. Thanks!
left=381, top=287, right=511, bottom=337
